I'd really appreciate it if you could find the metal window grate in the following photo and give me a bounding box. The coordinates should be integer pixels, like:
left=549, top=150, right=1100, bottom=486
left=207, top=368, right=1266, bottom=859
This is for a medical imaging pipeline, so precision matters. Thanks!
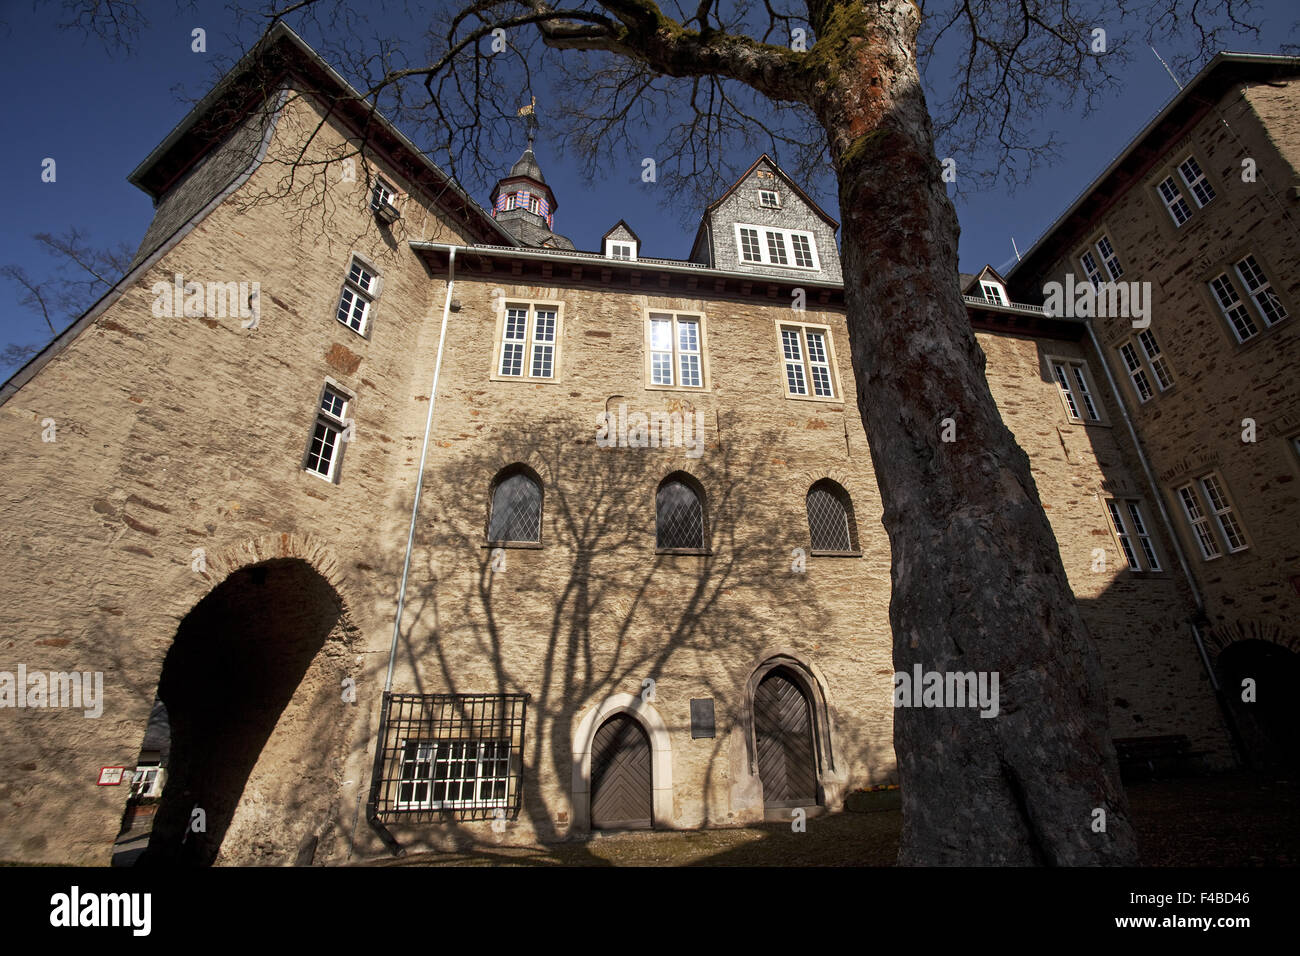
left=656, top=479, right=704, bottom=549
left=368, top=693, right=529, bottom=823
left=488, top=471, right=542, bottom=542
left=807, top=482, right=854, bottom=552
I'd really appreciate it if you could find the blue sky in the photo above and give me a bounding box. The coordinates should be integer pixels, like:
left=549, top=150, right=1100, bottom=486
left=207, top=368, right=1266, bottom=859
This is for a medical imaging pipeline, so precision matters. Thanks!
left=1, top=1, right=1295, bottom=362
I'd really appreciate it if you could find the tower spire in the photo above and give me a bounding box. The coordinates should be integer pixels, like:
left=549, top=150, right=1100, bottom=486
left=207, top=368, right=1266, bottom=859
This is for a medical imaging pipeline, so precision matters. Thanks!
left=518, top=96, right=538, bottom=151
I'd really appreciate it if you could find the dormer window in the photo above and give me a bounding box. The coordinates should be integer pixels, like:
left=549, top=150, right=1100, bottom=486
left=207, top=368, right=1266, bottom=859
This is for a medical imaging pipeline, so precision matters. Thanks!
left=734, top=224, right=819, bottom=270
left=606, top=241, right=636, bottom=261
left=980, top=280, right=1006, bottom=305
left=758, top=189, right=781, bottom=208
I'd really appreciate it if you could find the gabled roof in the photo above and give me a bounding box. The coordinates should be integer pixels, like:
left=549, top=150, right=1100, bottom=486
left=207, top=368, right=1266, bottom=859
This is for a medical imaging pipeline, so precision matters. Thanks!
left=961, top=265, right=1008, bottom=295
left=689, top=154, right=838, bottom=257
left=1007, top=52, right=1300, bottom=294
left=601, top=220, right=641, bottom=245
left=704, top=154, right=838, bottom=227
left=129, top=21, right=517, bottom=247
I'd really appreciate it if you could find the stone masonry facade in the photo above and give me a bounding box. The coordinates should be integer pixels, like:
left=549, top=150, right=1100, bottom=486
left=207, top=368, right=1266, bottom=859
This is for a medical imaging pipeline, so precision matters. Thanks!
left=1, top=29, right=1289, bottom=865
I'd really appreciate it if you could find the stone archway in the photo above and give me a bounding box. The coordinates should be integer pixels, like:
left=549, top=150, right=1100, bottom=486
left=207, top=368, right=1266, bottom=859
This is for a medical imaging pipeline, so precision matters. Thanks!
left=133, top=556, right=359, bottom=866
left=739, top=651, right=841, bottom=813
left=571, top=694, right=673, bottom=832
left=1216, top=639, right=1300, bottom=772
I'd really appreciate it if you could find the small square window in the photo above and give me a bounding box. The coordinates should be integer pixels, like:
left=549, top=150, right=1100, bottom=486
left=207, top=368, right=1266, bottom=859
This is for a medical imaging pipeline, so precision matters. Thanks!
left=758, top=189, right=781, bottom=208
left=370, top=178, right=396, bottom=212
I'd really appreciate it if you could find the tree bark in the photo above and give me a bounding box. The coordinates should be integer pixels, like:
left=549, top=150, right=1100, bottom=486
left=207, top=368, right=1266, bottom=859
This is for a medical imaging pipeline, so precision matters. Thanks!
left=813, top=0, right=1137, bottom=864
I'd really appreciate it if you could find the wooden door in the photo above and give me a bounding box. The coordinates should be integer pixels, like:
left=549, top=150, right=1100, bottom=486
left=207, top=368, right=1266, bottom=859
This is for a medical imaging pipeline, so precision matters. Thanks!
left=754, top=670, right=818, bottom=808
left=590, top=715, right=653, bottom=828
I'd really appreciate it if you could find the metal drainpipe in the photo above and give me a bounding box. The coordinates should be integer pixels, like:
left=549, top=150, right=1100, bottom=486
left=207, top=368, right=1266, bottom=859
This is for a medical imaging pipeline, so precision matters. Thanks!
left=384, top=246, right=456, bottom=693
left=1082, top=319, right=1219, bottom=691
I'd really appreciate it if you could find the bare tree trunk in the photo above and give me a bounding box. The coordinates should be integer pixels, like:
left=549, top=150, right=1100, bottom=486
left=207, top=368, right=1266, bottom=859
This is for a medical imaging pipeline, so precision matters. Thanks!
left=814, top=0, right=1137, bottom=864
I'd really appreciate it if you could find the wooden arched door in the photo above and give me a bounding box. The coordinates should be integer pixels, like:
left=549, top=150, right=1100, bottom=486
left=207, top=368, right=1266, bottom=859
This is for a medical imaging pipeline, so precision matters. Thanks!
left=754, top=669, right=818, bottom=808
left=590, top=715, right=653, bottom=829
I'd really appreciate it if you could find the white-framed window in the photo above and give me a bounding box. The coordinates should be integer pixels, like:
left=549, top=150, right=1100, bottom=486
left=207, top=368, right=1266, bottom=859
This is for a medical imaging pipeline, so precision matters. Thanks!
left=779, top=322, right=839, bottom=400
left=496, top=302, right=560, bottom=380
left=1080, top=250, right=1105, bottom=287
left=1176, top=472, right=1247, bottom=560
left=1117, top=329, right=1174, bottom=403
left=1050, top=358, right=1101, bottom=423
left=370, top=177, right=396, bottom=212
left=395, top=739, right=511, bottom=811
left=1095, top=235, right=1123, bottom=280
left=1209, top=255, right=1288, bottom=343
left=1178, top=156, right=1216, bottom=208
left=980, top=280, right=1007, bottom=305
left=1078, top=235, right=1124, bottom=285
left=130, top=762, right=163, bottom=798
left=336, top=257, right=379, bottom=335
left=734, top=223, right=820, bottom=271
left=1157, top=175, right=1193, bottom=226
left=605, top=240, right=636, bottom=261
left=758, top=189, right=781, bottom=208
left=305, top=383, right=352, bottom=482
left=1104, top=499, right=1161, bottom=571
left=648, top=312, right=704, bottom=388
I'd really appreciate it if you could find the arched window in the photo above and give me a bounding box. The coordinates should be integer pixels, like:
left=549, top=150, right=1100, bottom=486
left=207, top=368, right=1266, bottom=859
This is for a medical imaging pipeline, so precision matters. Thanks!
left=806, top=480, right=857, bottom=553
left=656, top=474, right=705, bottom=550
left=487, top=466, right=542, bottom=544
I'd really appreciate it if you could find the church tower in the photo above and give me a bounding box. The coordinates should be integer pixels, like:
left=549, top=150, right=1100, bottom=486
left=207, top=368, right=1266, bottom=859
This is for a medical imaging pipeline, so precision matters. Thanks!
left=489, top=105, right=575, bottom=249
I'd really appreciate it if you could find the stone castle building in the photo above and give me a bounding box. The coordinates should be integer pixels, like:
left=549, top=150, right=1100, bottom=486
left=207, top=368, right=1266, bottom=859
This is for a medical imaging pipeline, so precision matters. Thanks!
left=0, top=25, right=1294, bottom=865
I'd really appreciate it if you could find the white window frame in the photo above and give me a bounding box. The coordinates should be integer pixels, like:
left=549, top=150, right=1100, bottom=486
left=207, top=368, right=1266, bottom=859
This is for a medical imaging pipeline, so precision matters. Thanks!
left=1176, top=472, right=1248, bottom=560
left=393, top=738, right=512, bottom=811
left=305, top=382, right=353, bottom=483
left=1234, top=254, right=1288, bottom=331
left=1177, top=155, right=1216, bottom=208
left=1049, top=357, right=1103, bottom=424
left=1208, top=255, right=1288, bottom=345
left=1117, top=329, right=1173, bottom=403
left=777, top=321, right=842, bottom=402
left=130, top=762, right=163, bottom=798
left=369, top=177, right=396, bottom=212
left=1079, top=249, right=1105, bottom=288
left=1104, top=498, right=1162, bottom=572
left=733, top=223, right=820, bottom=271
left=980, top=280, right=1007, bottom=305
left=605, top=239, right=636, bottom=261
left=1095, top=235, right=1124, bottom=280
left=335, top=256, right=380, bottom=336
left=758, top=189, right=781, bottom=208
left=1157, top=174, right=1193, bottom=227
left=492, top=301, right=562, bottom=382
left=646, top=312, right=706, bottom=389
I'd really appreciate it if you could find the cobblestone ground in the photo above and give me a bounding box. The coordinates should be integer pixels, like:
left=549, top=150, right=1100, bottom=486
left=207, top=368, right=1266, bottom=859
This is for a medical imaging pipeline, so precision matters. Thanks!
left=374, top=772, right=1298, bottom=867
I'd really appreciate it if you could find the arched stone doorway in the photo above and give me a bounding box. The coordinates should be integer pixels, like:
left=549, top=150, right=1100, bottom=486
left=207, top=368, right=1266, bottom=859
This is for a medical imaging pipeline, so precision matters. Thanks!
left=571, top=694, right=673, bottom=831
left=740, top=652, right=840, bottom=814
left=1217, top=639, right=1300, bottom=772
left=132, top=557, right=357, bottom=866
left=590, top=715, right=653, bottom=829
left=754, top=668, right=819, bottom=809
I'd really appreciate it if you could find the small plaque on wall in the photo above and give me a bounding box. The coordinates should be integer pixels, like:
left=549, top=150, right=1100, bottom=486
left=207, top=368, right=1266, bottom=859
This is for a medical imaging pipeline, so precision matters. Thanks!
left=690, top=698, right=715, bottom=739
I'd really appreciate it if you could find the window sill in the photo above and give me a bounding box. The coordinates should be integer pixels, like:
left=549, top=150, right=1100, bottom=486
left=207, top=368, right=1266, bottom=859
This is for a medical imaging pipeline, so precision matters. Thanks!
left=810, top=549, right=862, bottom=558
left=483, top=541, right=543, bottom=550
left=489, top=374, right=561, bottom=385
left=783, top=392, right=844, bottom=405
left=655, top=547, right=711, bottom=556
left=644, top=383, right=710, bottom=393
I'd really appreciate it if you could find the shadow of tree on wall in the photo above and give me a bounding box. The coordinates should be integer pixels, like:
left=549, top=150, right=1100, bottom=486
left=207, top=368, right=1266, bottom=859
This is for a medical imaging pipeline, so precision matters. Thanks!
left=375, top=410, right=881, bottom=857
